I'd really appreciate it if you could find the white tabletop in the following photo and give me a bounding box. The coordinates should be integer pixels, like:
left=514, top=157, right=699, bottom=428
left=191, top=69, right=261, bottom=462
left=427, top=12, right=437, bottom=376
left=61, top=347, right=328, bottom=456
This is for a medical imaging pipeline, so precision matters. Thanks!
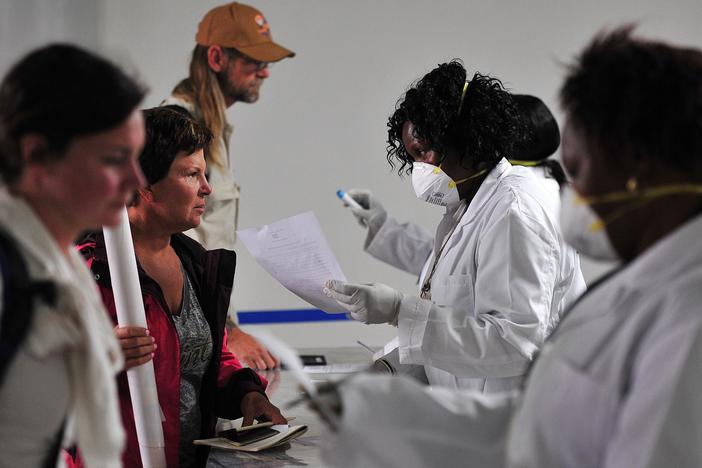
left=207, top=347, right=373, bottom=467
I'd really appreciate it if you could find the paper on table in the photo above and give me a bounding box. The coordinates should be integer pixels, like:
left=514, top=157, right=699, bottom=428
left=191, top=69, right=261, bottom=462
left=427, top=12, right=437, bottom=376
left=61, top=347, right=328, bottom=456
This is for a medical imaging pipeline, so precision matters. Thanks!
left=193, top=425, right=308, bottom=452
left=302, top=363, right=370, bottom=374
left=237, top=211, right=347, bottom=313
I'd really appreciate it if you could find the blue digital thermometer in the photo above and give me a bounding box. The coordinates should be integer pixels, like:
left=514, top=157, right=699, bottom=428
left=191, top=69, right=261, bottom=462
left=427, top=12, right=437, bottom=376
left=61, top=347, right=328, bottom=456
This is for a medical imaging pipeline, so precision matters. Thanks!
left=336, top=189, right=364, bottom=210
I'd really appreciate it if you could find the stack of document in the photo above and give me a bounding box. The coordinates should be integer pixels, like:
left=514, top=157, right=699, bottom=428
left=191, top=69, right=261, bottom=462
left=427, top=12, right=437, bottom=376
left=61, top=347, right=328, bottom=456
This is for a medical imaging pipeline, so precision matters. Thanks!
left=194, top=421, right=308, bottom=453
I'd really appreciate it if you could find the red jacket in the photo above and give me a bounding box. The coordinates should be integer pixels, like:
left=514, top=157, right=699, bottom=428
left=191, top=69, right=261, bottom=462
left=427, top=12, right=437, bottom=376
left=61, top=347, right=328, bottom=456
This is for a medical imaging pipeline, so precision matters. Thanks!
left=78, top=232, right=266, bottom=468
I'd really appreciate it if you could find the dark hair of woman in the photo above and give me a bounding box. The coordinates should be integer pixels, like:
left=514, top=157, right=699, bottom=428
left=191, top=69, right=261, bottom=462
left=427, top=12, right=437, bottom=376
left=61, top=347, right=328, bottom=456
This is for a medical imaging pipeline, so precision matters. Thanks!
left=386, top=60, right=527, bottom=175
left=139, top=106, right=213, bottom=185
left=0, top=43, right=146, bottom=184
left=512, top=94, right=567, bottom=186
left=560, top=25, right=702, bottom=178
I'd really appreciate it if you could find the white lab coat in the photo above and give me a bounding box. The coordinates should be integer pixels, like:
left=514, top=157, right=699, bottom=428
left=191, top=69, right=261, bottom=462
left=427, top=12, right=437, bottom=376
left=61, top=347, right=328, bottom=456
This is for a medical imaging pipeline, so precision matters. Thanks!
left=366, top=159, right=585, bottom=391
left=323, top=213, right=702, bottom=468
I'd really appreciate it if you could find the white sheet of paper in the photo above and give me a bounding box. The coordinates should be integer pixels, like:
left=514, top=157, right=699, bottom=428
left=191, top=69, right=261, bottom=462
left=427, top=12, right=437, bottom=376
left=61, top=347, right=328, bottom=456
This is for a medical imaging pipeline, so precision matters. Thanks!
left=302, top=363, right=370, bottom=374
left=237, top=211, right=347, bottom=313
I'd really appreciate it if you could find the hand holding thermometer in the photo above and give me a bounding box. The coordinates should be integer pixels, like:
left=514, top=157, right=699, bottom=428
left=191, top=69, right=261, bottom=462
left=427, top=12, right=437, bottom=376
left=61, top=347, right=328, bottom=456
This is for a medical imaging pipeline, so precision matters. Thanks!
left=336, top=189, right=364, bottom=210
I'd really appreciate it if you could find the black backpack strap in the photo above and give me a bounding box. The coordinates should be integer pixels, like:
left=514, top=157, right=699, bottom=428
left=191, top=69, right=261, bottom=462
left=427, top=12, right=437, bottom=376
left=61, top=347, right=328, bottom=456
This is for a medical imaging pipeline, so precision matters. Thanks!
left=42, top=417, right=67, bottom=468
left=0, top=227, right=57, bottom=385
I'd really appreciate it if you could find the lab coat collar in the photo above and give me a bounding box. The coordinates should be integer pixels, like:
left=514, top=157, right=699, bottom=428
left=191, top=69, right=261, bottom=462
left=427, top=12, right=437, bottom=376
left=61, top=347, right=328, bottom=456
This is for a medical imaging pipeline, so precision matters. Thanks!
left=446, top=158, right=512, bottom=227
left=553, top=213, right=702, bottom=342
left=432, top=159, right=511, bottom=258
left=616, top=212, right=702, bottom=291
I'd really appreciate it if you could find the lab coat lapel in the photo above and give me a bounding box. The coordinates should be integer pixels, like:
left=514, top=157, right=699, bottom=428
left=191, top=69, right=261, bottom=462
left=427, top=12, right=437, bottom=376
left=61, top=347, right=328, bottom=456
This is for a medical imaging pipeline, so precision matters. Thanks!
left=553, top=213, right=702, bottom=346
left=555, top=273, right=638, bottom=349
left=617, top=212, right=702, bottom=291
left=441, top=158, right=512, bottom=253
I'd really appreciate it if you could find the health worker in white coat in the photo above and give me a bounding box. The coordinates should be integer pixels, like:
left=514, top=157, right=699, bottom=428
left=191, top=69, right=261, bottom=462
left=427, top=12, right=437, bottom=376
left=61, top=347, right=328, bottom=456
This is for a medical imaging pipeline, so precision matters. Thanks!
left=325, top=62, right=585, bottom=392
left=321, top=27, right=702, bottom=468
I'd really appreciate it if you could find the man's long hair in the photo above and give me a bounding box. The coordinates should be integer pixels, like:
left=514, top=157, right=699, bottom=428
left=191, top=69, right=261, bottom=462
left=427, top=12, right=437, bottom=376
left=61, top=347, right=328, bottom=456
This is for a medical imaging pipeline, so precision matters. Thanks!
left=172, top=45, right=227, bottom=168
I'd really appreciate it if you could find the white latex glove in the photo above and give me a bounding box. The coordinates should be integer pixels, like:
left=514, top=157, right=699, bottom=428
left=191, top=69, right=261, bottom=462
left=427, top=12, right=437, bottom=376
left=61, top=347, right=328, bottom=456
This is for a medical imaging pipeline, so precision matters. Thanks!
left=323, top=280, right=402, bottom=324
left=345, top=189, right=387, bottom=235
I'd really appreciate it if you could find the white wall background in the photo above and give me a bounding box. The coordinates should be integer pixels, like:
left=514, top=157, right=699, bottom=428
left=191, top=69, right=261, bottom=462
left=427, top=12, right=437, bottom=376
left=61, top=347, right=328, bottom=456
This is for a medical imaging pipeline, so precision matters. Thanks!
left=2, top=0, right=701, bottom=346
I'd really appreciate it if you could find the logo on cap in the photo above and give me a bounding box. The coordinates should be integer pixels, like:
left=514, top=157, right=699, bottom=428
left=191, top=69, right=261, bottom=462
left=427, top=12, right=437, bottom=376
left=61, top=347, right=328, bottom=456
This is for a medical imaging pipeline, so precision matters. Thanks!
left=254, top=14, right=270, bottom=36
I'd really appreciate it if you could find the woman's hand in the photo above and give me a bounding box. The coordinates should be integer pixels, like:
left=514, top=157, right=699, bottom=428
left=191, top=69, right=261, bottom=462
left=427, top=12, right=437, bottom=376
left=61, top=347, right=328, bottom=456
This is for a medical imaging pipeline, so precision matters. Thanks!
left=115, top=326, right=157, bottom=370
left=228, top=327, right=280, bottom=370
left=240, top=392, right=287, bottom=426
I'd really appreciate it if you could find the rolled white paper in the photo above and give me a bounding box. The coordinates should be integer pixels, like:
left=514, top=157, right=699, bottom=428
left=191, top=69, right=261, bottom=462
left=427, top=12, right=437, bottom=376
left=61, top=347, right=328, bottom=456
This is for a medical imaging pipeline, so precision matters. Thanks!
left=103, top=208, right=166, bottom=468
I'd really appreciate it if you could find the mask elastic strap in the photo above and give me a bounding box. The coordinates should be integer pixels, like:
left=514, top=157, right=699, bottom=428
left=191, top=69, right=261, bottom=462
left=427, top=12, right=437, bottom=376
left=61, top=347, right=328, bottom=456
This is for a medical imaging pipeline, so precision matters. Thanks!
left=589, top=199, right=648, bottom=232
left=449, top=168, right=488, bottom=189
left=577, top=183, right=702, bottom=232
left=582, top=183, right=702, bottom=205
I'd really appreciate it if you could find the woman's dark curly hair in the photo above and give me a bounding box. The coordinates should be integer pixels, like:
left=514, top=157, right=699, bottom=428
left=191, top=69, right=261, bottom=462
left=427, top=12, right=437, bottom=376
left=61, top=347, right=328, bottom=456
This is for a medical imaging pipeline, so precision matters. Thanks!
left=387, top=60, right=526, bottom=175
left=561, top=25, right=702, bottom=178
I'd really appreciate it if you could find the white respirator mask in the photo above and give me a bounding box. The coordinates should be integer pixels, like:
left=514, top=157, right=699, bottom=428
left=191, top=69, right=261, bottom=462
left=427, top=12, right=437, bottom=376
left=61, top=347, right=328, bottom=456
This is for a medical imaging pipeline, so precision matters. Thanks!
left=559, top=186, right=619, bottom=262
left=411, top=162, right=486, bottom=207
left=560, top=181, right=702, bottom=262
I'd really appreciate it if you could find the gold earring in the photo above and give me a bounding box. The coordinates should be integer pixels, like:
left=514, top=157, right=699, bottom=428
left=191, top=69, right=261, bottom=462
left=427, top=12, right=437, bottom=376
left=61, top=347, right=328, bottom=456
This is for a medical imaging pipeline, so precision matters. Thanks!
left=625, top=177, right=638, bottom=192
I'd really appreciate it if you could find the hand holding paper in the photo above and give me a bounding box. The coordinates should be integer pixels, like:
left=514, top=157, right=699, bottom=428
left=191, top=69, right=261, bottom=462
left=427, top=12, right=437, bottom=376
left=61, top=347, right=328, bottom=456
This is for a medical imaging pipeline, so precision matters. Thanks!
left=324, top=280, right=402, bottom=324
left=237, top=211, right=348, bottom=313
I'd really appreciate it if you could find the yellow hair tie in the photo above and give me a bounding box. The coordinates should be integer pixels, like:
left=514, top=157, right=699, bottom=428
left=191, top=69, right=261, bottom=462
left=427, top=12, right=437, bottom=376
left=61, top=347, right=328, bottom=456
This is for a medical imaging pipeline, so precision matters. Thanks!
left=457, top=81, right=470, bottom=115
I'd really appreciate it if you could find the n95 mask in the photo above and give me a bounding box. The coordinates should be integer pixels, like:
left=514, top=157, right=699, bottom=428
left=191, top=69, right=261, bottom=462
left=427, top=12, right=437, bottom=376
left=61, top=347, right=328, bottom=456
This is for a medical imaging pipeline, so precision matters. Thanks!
left=560, top=181, right=702, bottom=262
left=411, top=162, right=461, bottom=206
left=559, top=186, right=619, bottom=262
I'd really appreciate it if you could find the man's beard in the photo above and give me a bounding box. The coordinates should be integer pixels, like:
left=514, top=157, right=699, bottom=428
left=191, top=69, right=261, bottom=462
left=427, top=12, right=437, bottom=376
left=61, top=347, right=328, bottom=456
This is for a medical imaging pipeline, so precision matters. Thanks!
left=218, top=72, right=261, bottom=104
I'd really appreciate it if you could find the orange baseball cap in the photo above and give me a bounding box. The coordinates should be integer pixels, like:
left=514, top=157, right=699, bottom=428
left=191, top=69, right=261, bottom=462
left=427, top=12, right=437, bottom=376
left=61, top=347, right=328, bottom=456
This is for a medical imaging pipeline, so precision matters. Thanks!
left=195, top=2, right=295, bottom=62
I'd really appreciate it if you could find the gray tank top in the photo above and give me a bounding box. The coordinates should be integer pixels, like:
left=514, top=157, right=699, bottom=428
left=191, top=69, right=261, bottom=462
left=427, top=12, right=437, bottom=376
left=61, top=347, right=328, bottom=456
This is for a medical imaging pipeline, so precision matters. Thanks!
left=172, top=268, right=212, bottom=468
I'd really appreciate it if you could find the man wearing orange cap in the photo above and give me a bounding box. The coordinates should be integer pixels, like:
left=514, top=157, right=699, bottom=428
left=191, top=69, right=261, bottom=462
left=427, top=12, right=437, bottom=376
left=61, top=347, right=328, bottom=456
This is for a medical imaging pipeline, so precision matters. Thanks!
left=164, top=2, right=294, bottom=370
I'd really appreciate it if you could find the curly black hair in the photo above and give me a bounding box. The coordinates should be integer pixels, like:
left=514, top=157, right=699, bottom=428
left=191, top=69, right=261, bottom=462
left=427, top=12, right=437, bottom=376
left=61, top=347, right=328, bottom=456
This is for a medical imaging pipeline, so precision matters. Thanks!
left=560, top=25, right=702, bottom=178
left=386, top=61, right=526, bottom=175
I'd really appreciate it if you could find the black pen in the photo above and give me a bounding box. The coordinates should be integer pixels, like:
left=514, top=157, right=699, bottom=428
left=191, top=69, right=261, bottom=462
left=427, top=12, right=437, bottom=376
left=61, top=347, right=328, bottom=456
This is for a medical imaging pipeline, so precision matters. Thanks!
left=356, top=340, right=376, bottom=354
